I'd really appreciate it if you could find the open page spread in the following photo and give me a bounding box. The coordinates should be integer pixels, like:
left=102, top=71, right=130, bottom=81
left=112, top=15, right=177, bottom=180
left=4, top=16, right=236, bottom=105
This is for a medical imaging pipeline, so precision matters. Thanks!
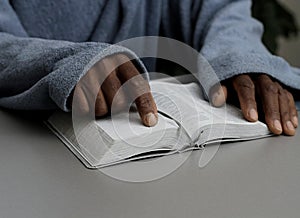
left=47, top=80, right=271, bottom=168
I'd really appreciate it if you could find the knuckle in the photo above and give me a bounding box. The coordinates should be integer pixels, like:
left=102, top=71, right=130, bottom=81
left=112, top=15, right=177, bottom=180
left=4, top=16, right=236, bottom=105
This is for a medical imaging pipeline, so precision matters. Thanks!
left=278, top=89, right=288, bottom=98
left=136, top=94, right=152, bottom=109
left=112, top=93, right=127, bottom=108
left=258, top=74, right=273, bottom=84
left=265, top=107, right=280, bottom=118
left=277, top=85, right=284, bottom=94
left=103, top=75, right=120, bottom=90
left=99, top=56, right=114, bottom=66
left=236, top=78, right=255, bottom=90
left=110, top=83, right=121, bottom=92
left=281, top=111, right=290, bottom=120
left=263, top=83, right=278, bottom=94
left=116, top=53, right=130, bottom=61
left=274, top=82, right=282, bottom=88
left=282, top=89, right=288, bottom=95
left=286, top=91, right=295, bottom=101
left=130, top=77, right=150, bottom=91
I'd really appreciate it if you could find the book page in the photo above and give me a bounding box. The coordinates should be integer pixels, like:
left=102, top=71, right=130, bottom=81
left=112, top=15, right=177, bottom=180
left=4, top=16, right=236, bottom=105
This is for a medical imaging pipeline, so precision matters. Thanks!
left=150, top=81, right=269, bottom=143
left=150, top=81, right=214, bottom=141
left=95, top=112, right=178, bottom=143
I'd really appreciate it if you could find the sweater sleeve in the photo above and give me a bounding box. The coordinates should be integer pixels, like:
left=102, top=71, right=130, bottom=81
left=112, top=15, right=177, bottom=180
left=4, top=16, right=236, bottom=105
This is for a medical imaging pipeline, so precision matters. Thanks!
left=0, top=1, right=147, bottom=111
left=160, top=0, right=300, bottom=93
left=197, top=0, right=300, bottom=93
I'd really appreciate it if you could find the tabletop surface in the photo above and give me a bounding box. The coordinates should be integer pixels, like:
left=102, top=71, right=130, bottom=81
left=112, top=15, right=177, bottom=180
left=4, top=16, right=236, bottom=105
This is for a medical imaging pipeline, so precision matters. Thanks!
left=0, top=108, right=300, bottom=218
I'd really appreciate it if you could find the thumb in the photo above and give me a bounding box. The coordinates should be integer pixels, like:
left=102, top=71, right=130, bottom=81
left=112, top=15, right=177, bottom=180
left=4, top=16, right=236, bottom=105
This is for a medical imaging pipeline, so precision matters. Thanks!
left=210, top=84, right=228, bottom=107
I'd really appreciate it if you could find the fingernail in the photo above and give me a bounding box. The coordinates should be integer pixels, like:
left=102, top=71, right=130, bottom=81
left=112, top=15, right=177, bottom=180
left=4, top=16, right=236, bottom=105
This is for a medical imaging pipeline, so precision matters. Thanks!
left=292, top=116, right=298, bottom=127
left=274, top=120, right=282, bottom=133
left=144, top=113, right=158, bottom=127
left=286, top=121, right=295, bottom=131
left=249, top=109, right=258, bottom=121
left=212, top=92, right=225, bottom=107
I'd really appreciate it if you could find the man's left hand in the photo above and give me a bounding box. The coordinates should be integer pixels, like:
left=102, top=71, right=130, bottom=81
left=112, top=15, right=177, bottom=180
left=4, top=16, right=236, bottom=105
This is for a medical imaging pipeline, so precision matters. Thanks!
left=210, top=74, right=298, bottom=136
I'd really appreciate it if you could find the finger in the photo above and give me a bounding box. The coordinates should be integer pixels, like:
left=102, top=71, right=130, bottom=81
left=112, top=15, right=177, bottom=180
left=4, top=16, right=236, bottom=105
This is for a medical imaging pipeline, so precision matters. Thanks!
left=101, top=69, right=127, bottom=114
left=287, top=91, right=298, bottom=128
left=73, top=84, right=89, bottom=115
left=87, top=65, right=109, bottom=116
left=81, top=66, right=108, bottom=116
left=257, top=75, right=282, bottom=135
left=278, top=87, right=295, bottom=136
left=232, top=75, right=258, bottom=122
left=89, top=56, right=126, bottom=116
left=116, top=55, right=158, bottom=127
left=210, top=84, right=227, bottom=107
left=95, top=89, right=108, bottom=117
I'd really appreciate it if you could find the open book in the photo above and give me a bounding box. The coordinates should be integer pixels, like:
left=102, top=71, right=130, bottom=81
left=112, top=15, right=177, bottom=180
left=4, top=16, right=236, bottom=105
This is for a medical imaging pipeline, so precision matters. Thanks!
left=46, top=78, right=271, bottom=168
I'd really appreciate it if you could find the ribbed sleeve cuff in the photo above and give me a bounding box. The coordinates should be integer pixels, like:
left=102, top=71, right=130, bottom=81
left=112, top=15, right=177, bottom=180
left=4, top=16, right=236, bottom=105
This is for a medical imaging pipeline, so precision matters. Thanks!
left=198, top=52, right=300, bottom=94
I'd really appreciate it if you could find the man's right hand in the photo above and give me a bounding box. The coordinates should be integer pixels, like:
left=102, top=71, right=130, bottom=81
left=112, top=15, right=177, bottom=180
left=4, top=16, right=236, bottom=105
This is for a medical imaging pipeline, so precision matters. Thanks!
left=72, top=54, right=158, bottom=127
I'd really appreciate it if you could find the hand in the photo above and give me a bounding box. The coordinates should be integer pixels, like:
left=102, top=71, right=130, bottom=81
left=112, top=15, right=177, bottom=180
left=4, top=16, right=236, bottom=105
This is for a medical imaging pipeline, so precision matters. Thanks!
left=71, top=54, right=158, bottom=127
left=210, top=74, right=298, bottom=136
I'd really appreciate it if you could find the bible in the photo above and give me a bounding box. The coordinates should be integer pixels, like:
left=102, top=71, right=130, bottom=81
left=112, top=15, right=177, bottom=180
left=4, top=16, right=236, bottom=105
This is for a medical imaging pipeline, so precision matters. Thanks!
left=46, top=78, right=271, bottom=168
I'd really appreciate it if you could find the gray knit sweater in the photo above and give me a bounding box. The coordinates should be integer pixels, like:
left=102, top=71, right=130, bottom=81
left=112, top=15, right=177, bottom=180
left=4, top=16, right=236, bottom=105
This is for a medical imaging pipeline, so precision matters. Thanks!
left=0, top=0, right=299, bottom=111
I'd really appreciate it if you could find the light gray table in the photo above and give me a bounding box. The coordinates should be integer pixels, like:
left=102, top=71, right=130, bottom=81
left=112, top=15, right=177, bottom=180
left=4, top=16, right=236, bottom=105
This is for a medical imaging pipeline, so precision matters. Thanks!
left=0, top=108, right=300, bottom=218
